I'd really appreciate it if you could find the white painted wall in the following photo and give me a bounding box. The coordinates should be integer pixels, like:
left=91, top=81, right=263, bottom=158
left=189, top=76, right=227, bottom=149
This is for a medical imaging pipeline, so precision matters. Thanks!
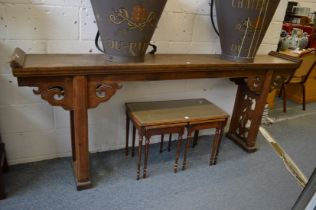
left=0, top=0, right=314, bottom=165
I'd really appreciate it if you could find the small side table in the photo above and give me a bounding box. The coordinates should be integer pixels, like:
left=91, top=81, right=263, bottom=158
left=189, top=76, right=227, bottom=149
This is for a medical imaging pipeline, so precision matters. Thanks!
left=126, top=98, right=229, bottom=179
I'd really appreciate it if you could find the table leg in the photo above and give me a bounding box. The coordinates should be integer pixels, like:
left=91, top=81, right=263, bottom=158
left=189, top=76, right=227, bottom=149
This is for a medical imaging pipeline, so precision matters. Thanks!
left=0, top=143, right=7, bottom=200
left=174, top=134, right=183, bottom=173
left=216, top=125, right=225, bottom=163
left=125, top=113, right=130, bottom=156
left=70, top=111, right=76, bottom=162
left=136, top=134, right=143, bottom=180
left=72, top=76, right=92, bottom=190
left=182, top=134, right=192, bottom=170
left=0, top=172, right=5, bottom=200
left=143, top=137, right=150, bottom=179
left=192, top=130, right=199, bottom=148
left=210, top=128, right=221, bottom=166
left=168, top=134, right=172, bottom=152
left=227, top=71, right=273, bottom=152
left=132, top=125, right=136, bottom=157
left=159, top=134, right=164, bottom=153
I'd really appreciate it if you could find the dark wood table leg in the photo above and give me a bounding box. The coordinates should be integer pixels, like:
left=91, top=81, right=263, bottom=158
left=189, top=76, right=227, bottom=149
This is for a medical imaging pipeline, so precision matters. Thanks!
left=192, top=130, right=199, bottom=148
left=168, top=134, right=172, bottom=152
left=70, top=111, right=76, bottom=162
left=182, top=133, right=192, bottom=170
left=210, top=128, right=221, bottom=166
left=159, top=134, right=164, bottom=153
left=0, top=142, right=8, bottom=200
left=215, top=125, right=225, bottom=164
left=174, top=134, right=183, bottom=173
left=132, top=125, right=136, bottom=157
left=283, top=84, right=287, bottom=113
left=125, top=113, right=130, bottom=156
left=227, top=71, right=274, bottom=152
left=2, top=155, right=8, bottom=173
left=136, top=134, right=143, bottom=180
left=302, top=84, right=306, bottom=111
left=0, top=173, right=5, bottom=200
left=143, top=137, right=150, bottom=179
left=72, top=76, right=92, bottom=190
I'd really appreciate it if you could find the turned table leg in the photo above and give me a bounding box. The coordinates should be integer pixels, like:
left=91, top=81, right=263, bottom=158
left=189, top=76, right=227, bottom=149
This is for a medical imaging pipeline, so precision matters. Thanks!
left=125, top=113, right=130, bottom=157
left=159, top=134, right=164, bottom=153
left=72, top=76, right=92, bottom=190
left=210, top=128, right=221, bottom=165
left=174, top=134, right=183, bottom=173
left=192, top=130, right=199, bottom=148
left=136, top=134, right=143, bottom=180
left=168, top=133, right=172, bottom=152
left=182, top=133, right=192, bottom=170
left=143, top=137, right=150, bottom=179
left=132, top=125, right=136, bottom=157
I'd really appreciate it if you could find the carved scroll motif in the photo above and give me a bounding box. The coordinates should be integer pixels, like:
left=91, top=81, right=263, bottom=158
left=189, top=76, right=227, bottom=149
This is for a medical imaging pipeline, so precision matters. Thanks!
left=245, top=76, right=265, bottom=94
left=88, top=81, right=122, bottom=108
left=32, top=80, right=73, bottom=110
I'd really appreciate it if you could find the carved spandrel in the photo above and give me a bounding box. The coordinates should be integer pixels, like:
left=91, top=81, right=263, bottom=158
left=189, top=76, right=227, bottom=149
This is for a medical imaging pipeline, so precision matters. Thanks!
left=231, top=74, right=289, bottom=94
left=88, top=80, right=122, bottom=108
left=18, top=77, right=73, bottom=110
left=33, top=79, right=73, bottom=110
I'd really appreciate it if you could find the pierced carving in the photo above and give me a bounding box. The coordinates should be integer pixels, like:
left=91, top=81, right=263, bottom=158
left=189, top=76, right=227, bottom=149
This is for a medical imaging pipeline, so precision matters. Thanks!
left=233, top=74, right=288, bottom=94
left=234, top=93, right=257, bottom=139
left=32, top=80, right=73, bottom=110
left=89, top=80, right=122, bottom=108
left=17, top=77, right=74, bottom=110
left=33, top=86, right=65, bottom=101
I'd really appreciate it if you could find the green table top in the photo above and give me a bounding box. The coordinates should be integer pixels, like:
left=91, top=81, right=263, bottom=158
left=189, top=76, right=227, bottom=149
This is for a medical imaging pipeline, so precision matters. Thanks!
left=126, top=98, right=229, bottom=127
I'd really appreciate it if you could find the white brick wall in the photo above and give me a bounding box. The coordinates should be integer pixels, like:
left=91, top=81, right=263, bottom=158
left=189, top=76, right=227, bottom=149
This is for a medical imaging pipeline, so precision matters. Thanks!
left=0, top=0, right=314, bottom=164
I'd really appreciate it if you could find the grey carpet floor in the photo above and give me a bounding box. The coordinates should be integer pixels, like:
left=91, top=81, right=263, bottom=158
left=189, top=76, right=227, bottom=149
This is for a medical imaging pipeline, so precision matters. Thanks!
left=266, top=99, right=316, bottom=178
left=3, top=98, right=315, bottom=210
left=2, top=134, right=302, bottom=210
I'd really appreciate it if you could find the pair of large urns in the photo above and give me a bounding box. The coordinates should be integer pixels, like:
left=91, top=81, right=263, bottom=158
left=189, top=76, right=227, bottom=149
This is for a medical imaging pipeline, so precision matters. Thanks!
left=91, top=0, right=280, bottom=63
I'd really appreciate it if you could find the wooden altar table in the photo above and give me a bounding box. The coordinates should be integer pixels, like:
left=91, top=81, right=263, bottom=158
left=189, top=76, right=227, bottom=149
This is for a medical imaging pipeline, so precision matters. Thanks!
left=10, top=48, right=301, bottom=190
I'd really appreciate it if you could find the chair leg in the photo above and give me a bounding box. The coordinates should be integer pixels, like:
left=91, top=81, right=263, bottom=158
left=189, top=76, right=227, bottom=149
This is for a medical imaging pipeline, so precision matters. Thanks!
left=159, top=134, right=164, bottom=153
left=143, top=137, right=150, bottom=179
left=136, top=135, right=143, bottom=180
left=131, top=125, right=136, bottom=157
left=182, top=134, right=192, bottom=171
left=174, top=134, right=183, bottom=173
left=302, top=84, right=306, bottom=111
left=278, top=84, right=284, bottom=98
left=168, top=134, right=172, bottom=152
left=210, top=128, right=222, bottom=166
left=192, top=130, right=199, bottom=148
left=283, top=85, right=287, bottom=113
left=125, top=114, right=130, bottom=156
